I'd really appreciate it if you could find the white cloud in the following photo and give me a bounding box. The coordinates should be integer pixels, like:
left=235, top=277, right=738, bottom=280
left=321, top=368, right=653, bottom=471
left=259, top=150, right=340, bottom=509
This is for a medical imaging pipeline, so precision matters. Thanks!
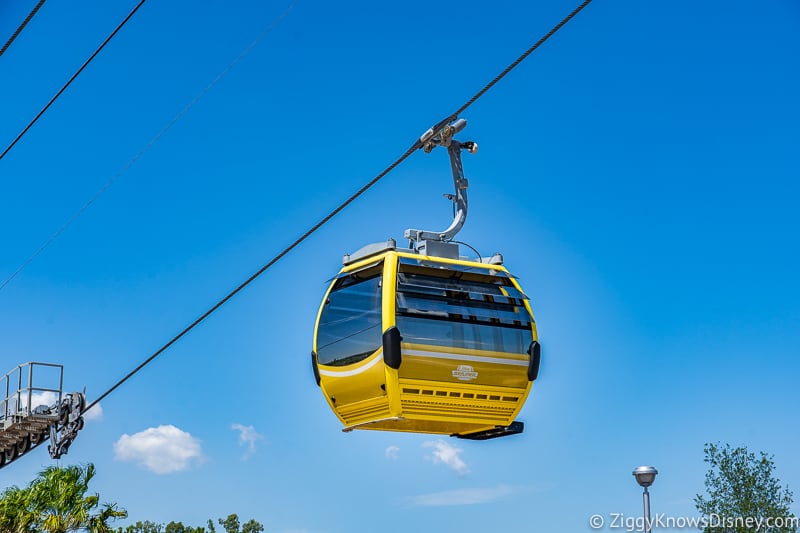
left=28, top=390, right=58, bottom=408
left=385, top=445, right=400, bottom=460
left=25, top=392, right=102, bottom=422
left=114, top=425, right=203, bottom=474
left=231, top=423, right=263, bottom=458
left=83, top=402, right=103, bottom=421
left=423, top=440, right=469, bottom=475
left=411, top=485, right=515, bottom=507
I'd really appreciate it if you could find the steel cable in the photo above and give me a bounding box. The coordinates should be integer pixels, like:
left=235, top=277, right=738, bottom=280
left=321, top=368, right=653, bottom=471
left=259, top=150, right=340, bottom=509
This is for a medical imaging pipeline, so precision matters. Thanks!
left=0, top=0, right=299, bottom=294
left=0, top=0, right=148, bottom=161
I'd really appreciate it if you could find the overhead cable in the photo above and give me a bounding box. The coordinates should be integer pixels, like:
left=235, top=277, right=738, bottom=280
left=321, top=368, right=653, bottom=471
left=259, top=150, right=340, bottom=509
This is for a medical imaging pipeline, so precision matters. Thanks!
left=0, top=0, right=148, bottom=161
left=0, top=0, right=300, bottom=294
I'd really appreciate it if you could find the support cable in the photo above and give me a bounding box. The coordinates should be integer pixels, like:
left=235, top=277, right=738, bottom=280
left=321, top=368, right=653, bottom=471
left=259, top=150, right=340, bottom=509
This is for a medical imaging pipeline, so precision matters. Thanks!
left=0, top=0, right=148, bottom=161
left=0, top=0, right=299, bottom=294
left=450, top=0, right=592, bottom=121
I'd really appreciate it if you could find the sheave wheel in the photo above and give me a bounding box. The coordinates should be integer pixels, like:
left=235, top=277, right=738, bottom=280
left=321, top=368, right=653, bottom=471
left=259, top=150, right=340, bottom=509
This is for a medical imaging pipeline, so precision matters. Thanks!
left=16, top=435, right=31, bottom=455
left=4, top=445, right=17, bottom=463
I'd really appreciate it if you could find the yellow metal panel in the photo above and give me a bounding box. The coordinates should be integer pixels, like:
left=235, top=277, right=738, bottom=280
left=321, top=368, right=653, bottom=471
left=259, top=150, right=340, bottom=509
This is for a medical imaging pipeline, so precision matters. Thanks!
left=354, top=418, right=498, bottom=436
left=336, top=396, right=392, bottom=427
left=394, top=250, right=511, bottom=273
left=399, top=342, right=529, bottom=388
left=314, top=249, right=538, bottom=435
left=382, top=253, right=398, bottom=328
left=319, top=350, right=386, bottom=408
left=381, top=253, right=402, bottom=416
left=340, top=255, right=387, bottom=273
left=398, top=377, right=531, bottom=427
left=508, top=274, right=539, bottom=342
left=314, top=253, right=391, bottom=424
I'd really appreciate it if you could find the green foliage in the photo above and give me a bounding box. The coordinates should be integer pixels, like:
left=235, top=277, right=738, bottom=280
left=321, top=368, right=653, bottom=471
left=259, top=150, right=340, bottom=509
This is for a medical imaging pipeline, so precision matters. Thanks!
left=119, top=521, right=164, bottom=533
left=118, top=514, right=262, bottom=533
left=695, top=442, right=797, bottom=533
left=164, top=521, right=207, bottom=533
left=219, top=514, right=240, bottom=533
left=217, top=514, right=263, bottom=533
left=118, top=520, right=209, bottom=533
left=240, top=519, right=264, bottom=533
left=0, top=463, right=127, bottom=533
left=0, top=464, right=262, bottom=533
left=0, top=485, right=37, bottom=533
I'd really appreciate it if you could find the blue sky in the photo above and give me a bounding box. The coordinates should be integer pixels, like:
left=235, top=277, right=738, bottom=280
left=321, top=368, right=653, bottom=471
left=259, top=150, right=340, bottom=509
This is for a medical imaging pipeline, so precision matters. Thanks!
left=1, top=0, right=798, bottom=531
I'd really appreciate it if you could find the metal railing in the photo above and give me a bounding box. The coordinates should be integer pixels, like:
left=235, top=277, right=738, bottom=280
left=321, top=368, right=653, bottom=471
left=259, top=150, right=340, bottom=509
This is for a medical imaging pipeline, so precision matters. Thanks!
left=1, top=362, right=63, bottom=425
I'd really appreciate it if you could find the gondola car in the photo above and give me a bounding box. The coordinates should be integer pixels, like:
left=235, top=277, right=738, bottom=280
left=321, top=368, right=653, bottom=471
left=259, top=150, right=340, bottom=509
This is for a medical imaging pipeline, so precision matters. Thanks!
left=311, top=119, right=541, bottom=439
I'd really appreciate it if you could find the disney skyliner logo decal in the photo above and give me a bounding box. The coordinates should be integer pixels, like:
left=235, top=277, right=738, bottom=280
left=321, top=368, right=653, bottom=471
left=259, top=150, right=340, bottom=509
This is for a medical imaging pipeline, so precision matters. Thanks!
left=452, top=364, right=478, bottom=381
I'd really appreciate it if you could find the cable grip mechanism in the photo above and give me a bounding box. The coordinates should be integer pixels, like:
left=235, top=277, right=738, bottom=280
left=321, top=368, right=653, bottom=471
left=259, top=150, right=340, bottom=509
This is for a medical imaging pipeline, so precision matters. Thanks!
left=405, top=118, right=478, bottom=256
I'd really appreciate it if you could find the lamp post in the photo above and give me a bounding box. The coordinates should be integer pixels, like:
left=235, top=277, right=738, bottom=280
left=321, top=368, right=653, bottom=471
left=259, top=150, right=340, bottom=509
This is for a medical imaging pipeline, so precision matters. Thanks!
left=633, top=466, right=658, bottom=533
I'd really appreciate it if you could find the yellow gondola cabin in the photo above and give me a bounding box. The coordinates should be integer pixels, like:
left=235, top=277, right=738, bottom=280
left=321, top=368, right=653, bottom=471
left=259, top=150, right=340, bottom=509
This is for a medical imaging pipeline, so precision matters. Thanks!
left=311, top=119, right=541, bottom=439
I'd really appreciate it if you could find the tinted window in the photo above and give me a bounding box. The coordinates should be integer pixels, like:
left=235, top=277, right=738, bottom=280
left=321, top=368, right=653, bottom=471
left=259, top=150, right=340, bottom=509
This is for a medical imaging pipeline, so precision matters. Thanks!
left=396, top=267, right=532, bottom=354
left=316, top=268, right=383, bottom=366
